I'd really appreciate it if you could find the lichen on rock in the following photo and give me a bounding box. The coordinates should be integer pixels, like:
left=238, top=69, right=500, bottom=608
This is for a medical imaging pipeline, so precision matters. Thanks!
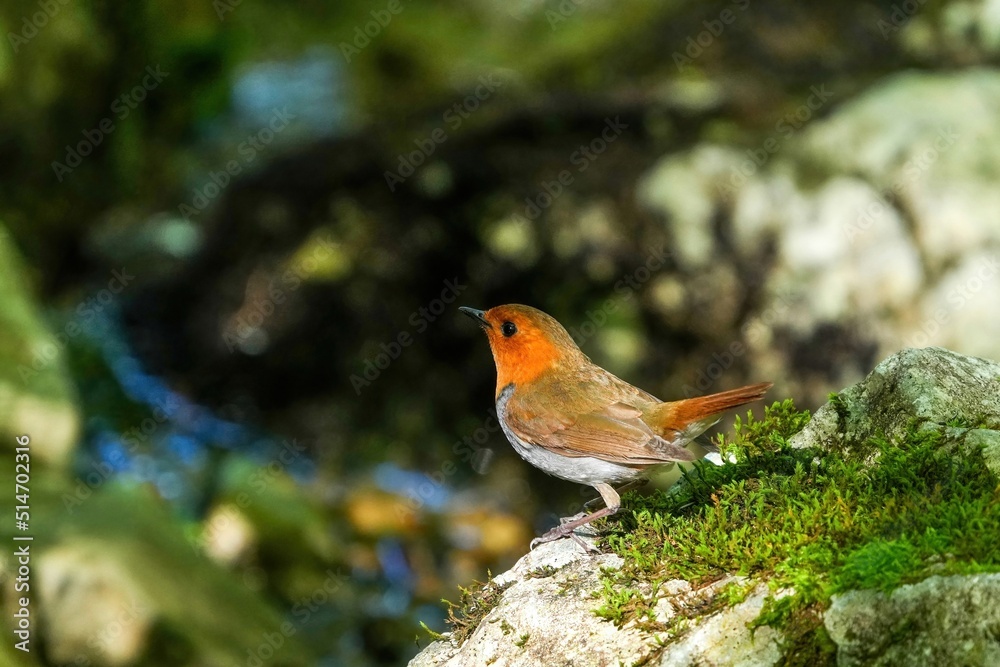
left=825, top=573, right=1000, bottom=667
left=791, top=346, right=1000, bottom=469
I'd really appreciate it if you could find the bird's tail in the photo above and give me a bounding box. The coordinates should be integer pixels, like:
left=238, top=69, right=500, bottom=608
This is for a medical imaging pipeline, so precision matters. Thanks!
left=651, top=382, right=773, bottom=445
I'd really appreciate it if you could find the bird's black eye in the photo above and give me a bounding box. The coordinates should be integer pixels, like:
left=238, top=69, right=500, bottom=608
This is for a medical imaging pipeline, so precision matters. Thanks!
left=501, top=321, right=517, bottom=337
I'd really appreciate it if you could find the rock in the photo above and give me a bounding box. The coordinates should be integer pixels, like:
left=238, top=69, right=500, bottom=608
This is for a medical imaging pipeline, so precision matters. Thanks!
left=790, top=347, right=1000, bottom=472
left=410, top=533, right=785, bottom=667
left=968, top=428, right=1000, bottom=477
left=825, top=574, right=1000, bottom=667
left=801, top=69, right=1000, bottom=273
left=636, top=145, right=740, bottom=271
left=635, top=71, right=1000, bottom=407
left=910, top=251, right=1000, bottom=359
left=410, top=536, right=652, bottom=667
left=771, top=176, right=924, bottom=324
left=791, top=70, right=1000, bottom=367
left=656, top=584, right=786, bottom=667
left=38, top=541, right=155, bottom=666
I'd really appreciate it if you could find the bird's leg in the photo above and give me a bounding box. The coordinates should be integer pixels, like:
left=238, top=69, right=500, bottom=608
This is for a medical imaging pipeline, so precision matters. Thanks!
left=560, top=479, right=645, bottom=524
left=582, top=479, right=648, bottom=512
left=558, top=512, right=587, bottom=525
left=530, top=482, right=621, bottom=553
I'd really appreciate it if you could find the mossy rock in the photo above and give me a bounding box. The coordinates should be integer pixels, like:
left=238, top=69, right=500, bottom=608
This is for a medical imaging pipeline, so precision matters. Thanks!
left=0, top=222, right=80, bottom=466
left=792, top=346, right=1000, bottom=471
left=412, top=348, right=1000, bottom=666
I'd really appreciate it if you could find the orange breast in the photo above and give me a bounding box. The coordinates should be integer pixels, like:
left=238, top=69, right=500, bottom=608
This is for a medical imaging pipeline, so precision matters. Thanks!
left=491, top=335, right=562, bottom=398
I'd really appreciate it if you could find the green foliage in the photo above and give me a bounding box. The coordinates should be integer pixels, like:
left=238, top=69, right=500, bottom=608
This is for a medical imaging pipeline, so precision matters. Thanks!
left=837, top=539, right=921, bottom=592
left=439, top=572, right=513, bottom=646
left=593, top=578, right=645, bottom=625
left=598, top=400, right=1000, bottom=654
left=525, top=565, right=558, bottom=579
left=419, top=621, right=446, bottom=641
left=718, top=580, right=754, bottom=606
left=716, top=399, right=812, bottom=462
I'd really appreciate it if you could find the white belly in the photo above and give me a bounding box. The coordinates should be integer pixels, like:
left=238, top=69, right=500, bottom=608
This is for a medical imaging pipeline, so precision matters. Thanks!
left=495, top=385, right=646, bottom=486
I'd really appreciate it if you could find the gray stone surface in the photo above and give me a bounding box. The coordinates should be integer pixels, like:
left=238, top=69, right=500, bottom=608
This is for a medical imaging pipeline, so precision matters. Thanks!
left=790, top=347, right=1000, bottom=473
left=825, top=574, right=1000, bottom=667
left=408, top=536, right=784, bottom=667
left=656, top=583, right=785, bottom=667
left=409, top=536, right=653, bottom=667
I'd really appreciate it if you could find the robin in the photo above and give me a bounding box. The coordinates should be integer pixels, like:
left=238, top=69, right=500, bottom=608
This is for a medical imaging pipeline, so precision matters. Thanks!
left=460, top=304, right=771, bottom=551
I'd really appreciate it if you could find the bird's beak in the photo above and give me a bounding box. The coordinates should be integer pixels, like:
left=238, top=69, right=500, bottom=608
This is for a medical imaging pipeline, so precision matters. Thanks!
left=459, top=306, right=491, bottom=329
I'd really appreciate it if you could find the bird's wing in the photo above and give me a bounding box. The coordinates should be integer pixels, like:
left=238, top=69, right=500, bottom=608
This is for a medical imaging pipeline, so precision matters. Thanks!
left=503, top=393, right=696, bottom=466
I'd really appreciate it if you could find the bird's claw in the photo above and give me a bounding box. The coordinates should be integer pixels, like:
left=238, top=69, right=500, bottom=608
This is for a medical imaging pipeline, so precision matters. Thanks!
left=529, top=524, right=600, bottom=554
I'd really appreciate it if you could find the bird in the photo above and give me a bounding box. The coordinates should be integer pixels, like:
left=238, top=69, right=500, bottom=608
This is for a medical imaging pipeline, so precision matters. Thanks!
left=459, top=304, right=772, bottom=551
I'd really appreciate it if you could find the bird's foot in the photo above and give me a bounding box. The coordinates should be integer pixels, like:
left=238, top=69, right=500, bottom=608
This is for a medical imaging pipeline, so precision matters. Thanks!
left=529, top=524, right=599, bottom=553
left=529, top=504, right=619, bottom=554
left=559, top=512, right=587, bottom=525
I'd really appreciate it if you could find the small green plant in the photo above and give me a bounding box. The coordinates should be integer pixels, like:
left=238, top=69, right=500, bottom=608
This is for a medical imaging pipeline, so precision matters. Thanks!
left=419, top=621, right=446, bottom=641
left=593, top=578, right=643, bottom=625
left=718, top=580, right=754, bottom=606
left=438, top=572, right=513, bottom=646
left=829, top=392, right=849, bottom=423
left=526, top=565, right=558, bottom=579
left=715, top=398, right=811, bottom=462
left=597, top=399, right=1000, bottom=656
left=514, top=632, right=530, bottom=647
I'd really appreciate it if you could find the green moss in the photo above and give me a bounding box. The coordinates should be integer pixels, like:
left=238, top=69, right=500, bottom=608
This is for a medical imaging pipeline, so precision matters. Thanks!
left=525, top=565, right=558, bottom=579
left=419, top=621, right=446, bottom=641
left=829, top=391, right=849, bottom=428
left=437, top=572, right=513, bottom=646
left=597, top=399, right=1000, bottom=655
left=718, top=580, right=755, bottom=606
left=593, top=577, right=646, bottom=625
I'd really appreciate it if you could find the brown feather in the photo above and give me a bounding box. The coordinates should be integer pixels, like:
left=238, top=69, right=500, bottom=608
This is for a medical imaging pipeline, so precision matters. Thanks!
left=473, top=304, right=772, bottom=468
left=647, top=382, right=774, bottom=441
left=502, top=390, right=696, bottom=465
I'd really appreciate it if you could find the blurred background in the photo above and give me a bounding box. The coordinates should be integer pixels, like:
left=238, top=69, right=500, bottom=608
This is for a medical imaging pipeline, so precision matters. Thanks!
left=1, top=0, right=999, bottom=665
